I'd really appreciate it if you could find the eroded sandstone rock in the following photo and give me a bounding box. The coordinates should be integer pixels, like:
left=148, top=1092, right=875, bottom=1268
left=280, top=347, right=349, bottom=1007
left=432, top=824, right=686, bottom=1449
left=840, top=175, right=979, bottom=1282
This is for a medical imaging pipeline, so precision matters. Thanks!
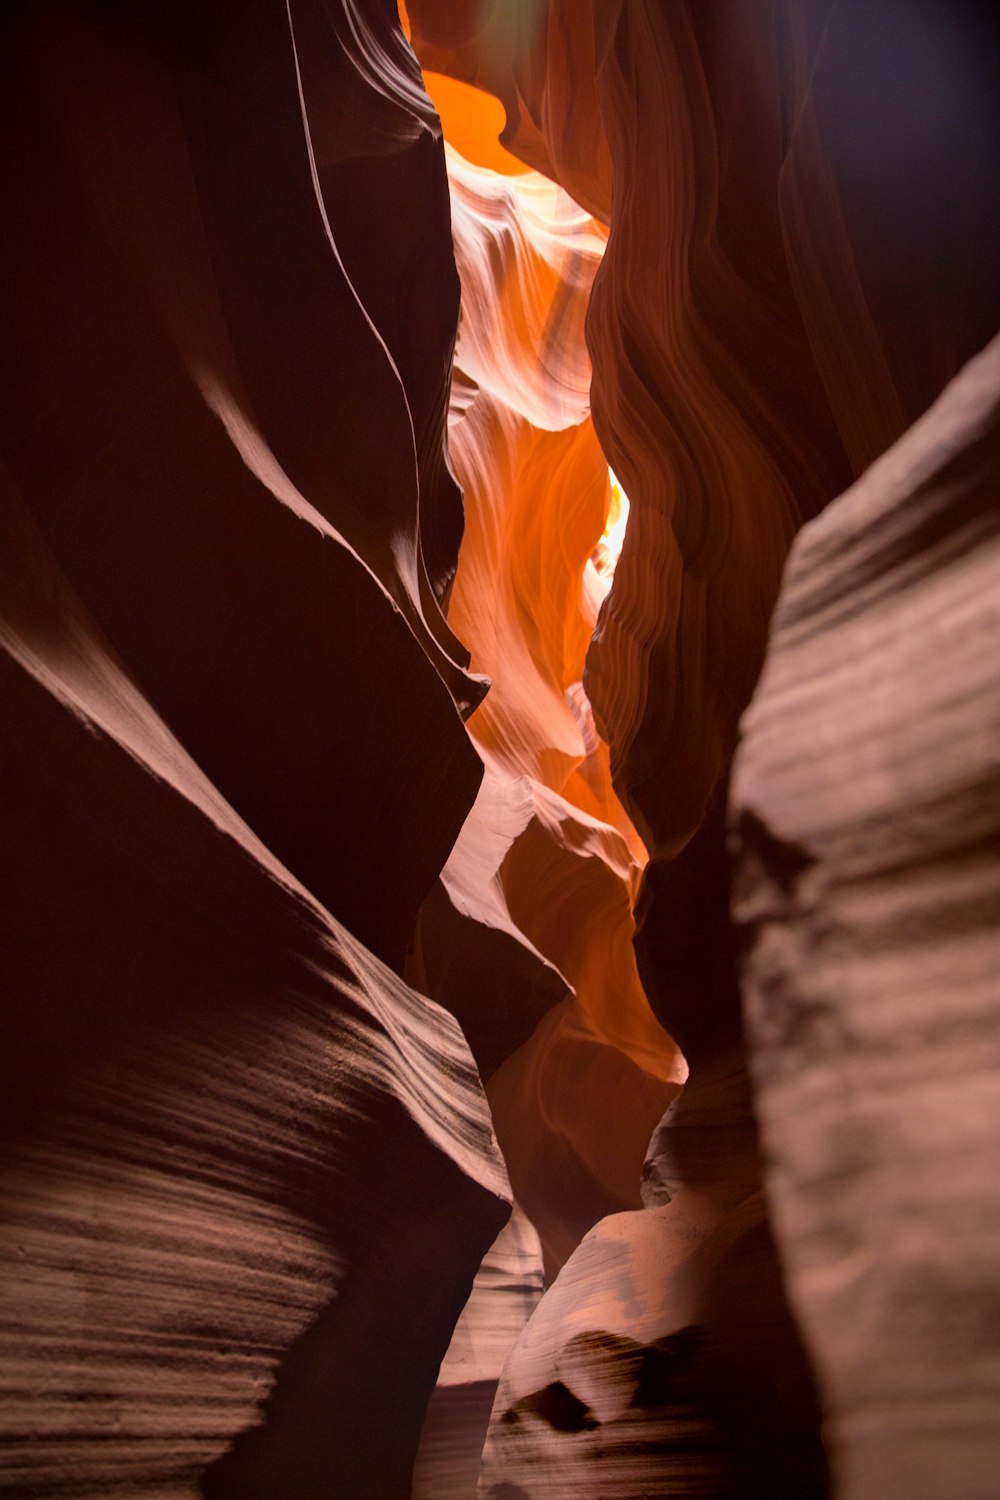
left=416, top=8, right=998, bottom=1496
left=414, top=1206, right=545, bottom=1500
left=1, top=0, right=483, bottom=969
left=430, top=120, right=682, bottom=1274
left=0, top=501, right=509, bottom=1498
left=406, top=0, right=610, bottom=221
left=1, top=3, right=510, bottom=1494
left=732, top=334, right=1000, bottom=1500
left=478, top=1194, right=827, bottom=1498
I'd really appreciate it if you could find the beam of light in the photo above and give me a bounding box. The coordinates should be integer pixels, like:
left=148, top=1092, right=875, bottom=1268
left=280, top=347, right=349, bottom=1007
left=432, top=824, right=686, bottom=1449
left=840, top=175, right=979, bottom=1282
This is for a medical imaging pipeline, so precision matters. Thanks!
left=591, top=467, right=630, bottom=587
left=602, top=468, right=630, bottom=568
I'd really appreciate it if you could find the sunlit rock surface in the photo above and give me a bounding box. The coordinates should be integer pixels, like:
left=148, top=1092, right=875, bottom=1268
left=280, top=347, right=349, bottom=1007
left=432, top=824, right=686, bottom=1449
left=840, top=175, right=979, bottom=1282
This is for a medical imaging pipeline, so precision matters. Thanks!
left=408, top=768, right=571, bottom=1083
left=412, top=1, right=1000, bottom=861
left=423, top=110, right=682, bottom=1277
left=414, top=0, right=966, bottom=831
left=485, top=783, right=681, bottom=1275
left=478, top=787, right=826, bottom=1498
left=732, top=335, right=1000, bottom=1500
left=479, top=1195, right=827, bottom=1500
left=414, top=1207, right=545, bottom=1500
left=406, top=0, right=610, bottom=222
left=406, top=62, right=684, bottom=1483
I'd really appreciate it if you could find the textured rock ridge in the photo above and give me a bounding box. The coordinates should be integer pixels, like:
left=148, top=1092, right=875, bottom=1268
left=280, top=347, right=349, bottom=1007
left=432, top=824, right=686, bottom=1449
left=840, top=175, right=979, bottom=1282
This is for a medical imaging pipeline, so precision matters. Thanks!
left=429, top=124, right=683, bottom=1276
left=0, top=497, right=509, bottom=1498
left=583, top=0, right=997, bottom=858
left=477, top=790, right=828, bottom=1499
left=1, top=2, right=509, bottom=1495
left=294, top=0, right=474, bottom=619
left=407, top=5, right=1000, bottom=1498
left=732, top=334, right=1000, bottom=1500
left=414, top=1207, right=545, bottom=1500
left=406, top=0, right=610, bottom=222
left=409, top=1, right=1000, bottom=857
left=407, top=69, right=683, bottom=1489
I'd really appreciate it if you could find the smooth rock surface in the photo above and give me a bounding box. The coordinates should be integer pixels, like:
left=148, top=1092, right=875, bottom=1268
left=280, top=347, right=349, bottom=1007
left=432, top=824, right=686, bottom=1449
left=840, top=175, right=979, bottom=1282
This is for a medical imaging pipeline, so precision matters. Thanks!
left=435, top=120, right=682, bottom=1274
left=478, top=1194, right=827, bottom=1499
left=1, top=0, right=484, bottom=969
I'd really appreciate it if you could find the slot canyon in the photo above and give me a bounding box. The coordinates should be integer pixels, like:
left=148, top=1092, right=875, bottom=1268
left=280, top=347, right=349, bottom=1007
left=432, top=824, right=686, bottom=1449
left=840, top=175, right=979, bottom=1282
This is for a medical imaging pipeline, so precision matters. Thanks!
left=1, top=2, right=999, bottom=1497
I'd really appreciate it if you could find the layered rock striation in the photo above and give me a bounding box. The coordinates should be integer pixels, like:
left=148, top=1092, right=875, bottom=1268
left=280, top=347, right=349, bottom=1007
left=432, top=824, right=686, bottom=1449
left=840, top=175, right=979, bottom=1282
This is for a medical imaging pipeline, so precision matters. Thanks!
left=0, top=496, right=509, bottom=1499
left=732, top=334, right=1000, bottom=1500
left=1, top=2, right=508, bottom=1495
left=411, top=3, right=1000, bottom=1497
left=407, top=81, right=683, bottom=1284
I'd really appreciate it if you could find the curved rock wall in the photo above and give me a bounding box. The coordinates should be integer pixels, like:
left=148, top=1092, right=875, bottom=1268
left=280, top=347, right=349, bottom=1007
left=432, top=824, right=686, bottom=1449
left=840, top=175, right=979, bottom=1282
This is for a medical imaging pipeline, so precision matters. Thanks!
left=1, top=2, right=508, bottom=1495
left=2, top=0, right=486, bottom=969
left=413, top=1206, right=545, bottom=1500
left=406, top=76, right=684, bottom=1491
left=732, top=334, right=1000, bottom=1500
left=410, top=2, right=1000, bottom=855
left=423, top=121, right=683, bottom=1277
left=0, top=495, right=509, bottom=1499
left=406, top=0, right=610, bottom=222
left=410, top=3, right=1000, bottom=1497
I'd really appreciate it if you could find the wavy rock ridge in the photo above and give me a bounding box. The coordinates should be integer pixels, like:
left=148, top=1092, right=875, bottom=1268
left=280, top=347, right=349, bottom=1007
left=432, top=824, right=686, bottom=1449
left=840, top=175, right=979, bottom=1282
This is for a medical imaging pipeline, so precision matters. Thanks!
left=3, top=1, right=682, bottom=1494
left=2, top=3, right=507, bottom=1495
left=438, top=127, right=683, bottom=1276
left=408, top=2, right=1000, bottom=1496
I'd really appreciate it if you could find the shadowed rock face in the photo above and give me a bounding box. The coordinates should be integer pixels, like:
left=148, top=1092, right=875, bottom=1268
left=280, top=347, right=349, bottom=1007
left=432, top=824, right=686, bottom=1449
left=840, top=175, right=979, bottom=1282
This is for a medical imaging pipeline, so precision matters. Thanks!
left=732, top=335, right=1000, bottom=1500
left=478, top=1202, right=828, bottom=1500
left=413, top=1207, right=546, bottom=1500
left=0, top=499, right=509, bottom=1499
left=584, top=0, right=1000, bottom=859
left=1, top=0, right=484, bottom=970
left=3, top=2, right=679, bottom=1493
left=1, top=2, right=509, bottom=1495
left=410, top=0, right=1000, bottom=856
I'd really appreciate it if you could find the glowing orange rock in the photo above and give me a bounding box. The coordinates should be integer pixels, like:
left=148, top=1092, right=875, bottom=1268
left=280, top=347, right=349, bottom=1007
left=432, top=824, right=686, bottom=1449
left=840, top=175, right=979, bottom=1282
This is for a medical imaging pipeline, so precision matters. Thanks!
left=407, top=0, right=611, bottom=219
left=416, top=6, right=1000, bottom=1498
left=420, top=127, right=682, bottom=1276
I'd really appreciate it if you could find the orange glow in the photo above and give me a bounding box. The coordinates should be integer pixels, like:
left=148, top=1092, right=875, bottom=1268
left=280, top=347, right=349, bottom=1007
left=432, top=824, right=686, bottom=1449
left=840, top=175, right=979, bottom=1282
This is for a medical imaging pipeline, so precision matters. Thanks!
left=432, top=56, right=679, bottom=1271
left=593, top=468, right=630, bottom=584
left=424, top=72, right=531, bottom=177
